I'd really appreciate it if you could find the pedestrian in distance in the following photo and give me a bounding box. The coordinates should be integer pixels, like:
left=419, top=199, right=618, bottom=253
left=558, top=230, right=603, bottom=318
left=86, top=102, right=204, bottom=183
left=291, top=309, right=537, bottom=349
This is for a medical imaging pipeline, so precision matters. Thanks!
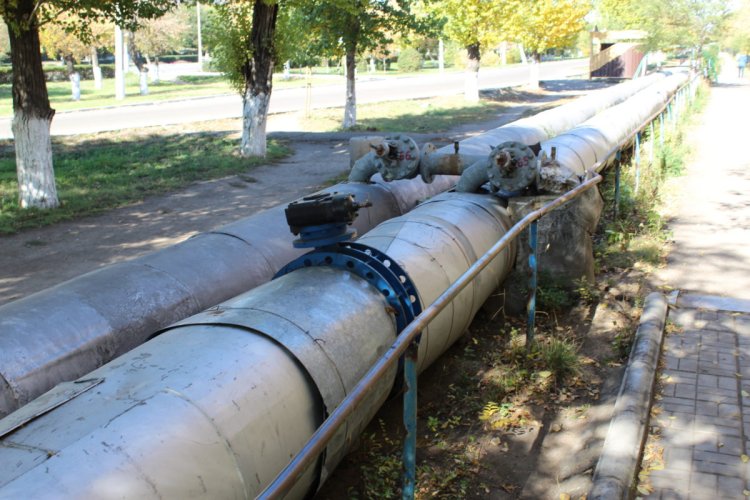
left=738, top=53, right=747, bottom=78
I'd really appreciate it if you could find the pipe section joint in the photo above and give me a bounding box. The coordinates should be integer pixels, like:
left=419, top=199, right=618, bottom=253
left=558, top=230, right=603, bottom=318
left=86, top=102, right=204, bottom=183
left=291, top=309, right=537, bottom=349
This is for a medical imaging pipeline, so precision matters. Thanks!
left=276, top=242, right=422, bottom=335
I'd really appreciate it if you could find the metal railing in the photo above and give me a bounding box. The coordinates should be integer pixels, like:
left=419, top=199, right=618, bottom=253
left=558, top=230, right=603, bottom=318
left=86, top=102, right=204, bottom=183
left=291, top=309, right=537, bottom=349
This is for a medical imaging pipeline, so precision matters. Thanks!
left=258, top=71, right=701, bottom=500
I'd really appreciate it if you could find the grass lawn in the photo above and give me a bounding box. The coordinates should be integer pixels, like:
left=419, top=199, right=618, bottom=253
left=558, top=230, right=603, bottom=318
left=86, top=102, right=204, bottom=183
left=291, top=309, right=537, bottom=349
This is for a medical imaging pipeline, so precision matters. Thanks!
left=0, top=73, right=338, bottom=118
left=0, top=130, right=289, bottom=234
left=300, top=94, right=513, bottom=133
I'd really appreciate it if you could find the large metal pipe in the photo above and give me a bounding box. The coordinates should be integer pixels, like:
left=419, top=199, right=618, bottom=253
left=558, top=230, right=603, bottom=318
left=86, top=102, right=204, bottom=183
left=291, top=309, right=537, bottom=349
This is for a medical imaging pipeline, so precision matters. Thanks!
left=0, top=74, right=672, bottom=419
left=350, top=73, right=669, bottom=184
left=0, top=175, right=455, bottom=418
left=537, top=71, right=691, bottom=190
left=453, top=71, right=692, bottom=195
left=0, top=192, right=515, bottom=499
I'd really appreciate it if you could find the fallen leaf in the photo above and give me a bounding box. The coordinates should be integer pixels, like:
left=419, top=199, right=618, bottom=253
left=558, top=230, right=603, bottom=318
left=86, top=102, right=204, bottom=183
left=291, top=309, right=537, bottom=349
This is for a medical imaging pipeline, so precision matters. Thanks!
left=742, top=390, right=749, bottom=397
left=560, top=494, right=571, bottom=500
left=538, top=370, right=552, bottom=380
left=741, top=454, right=749, bottom=463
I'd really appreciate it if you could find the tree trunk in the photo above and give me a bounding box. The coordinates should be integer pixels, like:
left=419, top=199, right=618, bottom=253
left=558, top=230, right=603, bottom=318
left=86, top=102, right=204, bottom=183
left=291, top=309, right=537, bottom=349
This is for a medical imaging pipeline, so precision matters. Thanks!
left=343, top=43, right=357, bottom=129
left=438, top=38, right=445, bottom=73
left=464, top=43, right=480, bottom=102
left=90, top=47, right=102, bottom=90
left=114, top=26, right=126, bottom=100
left=70, top=72, right=81, bottom=101
left=139, top=70, right=149, bottom=95
left=239, top=0, right=278, bottom=157
left=241, top=90, right=271, bottom=157
left=528, top=52, right=540, bottom=89
left=6, top=4, right=59, bottom=209
left=64, top=55, right=75, bottom=77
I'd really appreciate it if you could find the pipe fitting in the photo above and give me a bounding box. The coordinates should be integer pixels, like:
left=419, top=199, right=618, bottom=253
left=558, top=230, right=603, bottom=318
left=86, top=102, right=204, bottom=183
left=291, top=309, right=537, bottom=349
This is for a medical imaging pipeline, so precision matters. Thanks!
left=456, top=141, right=538, bottom=195
left=347, top=135, right=420, bottom=182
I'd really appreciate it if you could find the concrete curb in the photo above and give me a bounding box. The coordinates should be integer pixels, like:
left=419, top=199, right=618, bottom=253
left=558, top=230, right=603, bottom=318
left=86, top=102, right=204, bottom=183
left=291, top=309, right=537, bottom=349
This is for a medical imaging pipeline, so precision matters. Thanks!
left=589, top=292, right=668, bottom=499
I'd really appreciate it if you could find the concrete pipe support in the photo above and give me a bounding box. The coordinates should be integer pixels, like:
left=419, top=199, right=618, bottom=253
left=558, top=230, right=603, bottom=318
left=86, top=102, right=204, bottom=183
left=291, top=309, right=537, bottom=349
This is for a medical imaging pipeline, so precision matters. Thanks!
left=0, top=192, right=515, bottom=499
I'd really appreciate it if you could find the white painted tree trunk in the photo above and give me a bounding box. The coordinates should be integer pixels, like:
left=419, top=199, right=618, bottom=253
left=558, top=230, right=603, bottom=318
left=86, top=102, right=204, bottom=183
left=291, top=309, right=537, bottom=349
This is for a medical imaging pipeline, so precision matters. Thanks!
left=12, top=112, right=58, bottom=208
left=114, top=26, right=126, bottom=100
left=528, top=54, right=540, bottom=89
left=70, top=72, right=81, bottom=101
left=241, top=90, right=270, bottom=157
left=500, top=42, right=507, bottom=65
left=93, top=66, right=102, bottom=90
left=528, top=61, right=540, bottom=89
left=438, top=39, right=445, bottom=73
left=519, top=44, right=527, bottom=64
left=91, top=47, right=102, bottom=90
left=464, top=70, right=479, bottom=101
left=139, top=70, right=149, bottom=95
left=464, top=44, right=481, bottom=102
left=343, top=75, right=356, bottom=128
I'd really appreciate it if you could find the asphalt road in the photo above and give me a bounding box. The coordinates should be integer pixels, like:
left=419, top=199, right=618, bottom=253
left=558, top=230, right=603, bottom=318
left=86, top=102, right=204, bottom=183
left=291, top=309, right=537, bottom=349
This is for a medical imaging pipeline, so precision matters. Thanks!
left=0, top=59, right=587, bottom=138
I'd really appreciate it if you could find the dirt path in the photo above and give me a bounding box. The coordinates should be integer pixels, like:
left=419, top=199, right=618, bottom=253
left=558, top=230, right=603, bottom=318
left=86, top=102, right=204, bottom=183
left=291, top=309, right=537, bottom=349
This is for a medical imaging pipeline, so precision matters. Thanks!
left=0, top=80, right=610, bottom=306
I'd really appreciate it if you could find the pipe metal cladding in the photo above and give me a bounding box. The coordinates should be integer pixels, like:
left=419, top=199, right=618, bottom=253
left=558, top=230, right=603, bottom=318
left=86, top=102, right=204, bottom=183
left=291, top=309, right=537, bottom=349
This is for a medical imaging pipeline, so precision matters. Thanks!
left=0, top=175, right=456, bottom=418
left=0, top=192, right=515, bottom=499
left=0, top=72, right=677, bottom=418
left=537, top=71, right=691, bottom=191
left=415, top=72, right=668, bottom=183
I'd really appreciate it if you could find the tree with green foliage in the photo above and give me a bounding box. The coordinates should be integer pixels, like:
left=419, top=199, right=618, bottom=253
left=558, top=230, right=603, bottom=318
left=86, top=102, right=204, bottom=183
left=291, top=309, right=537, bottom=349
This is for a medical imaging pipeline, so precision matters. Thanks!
left=298, top=1, right=419, bottom=129
left=40, top=17, right=111, bottom=88
left=424, top=0, right=509, bottom=101
left=505, top=0, right=589, bottom=62
left=0, top=0, right=176, bottom=209
left=135, top=7, right=190, bottom=82
left=211, top=0, right=280, bottom=157
left=724, top=0, right=750, bottom=53
left=595, top=0, right=731, bottom=53
left=504, top=0, right=589, bottom=87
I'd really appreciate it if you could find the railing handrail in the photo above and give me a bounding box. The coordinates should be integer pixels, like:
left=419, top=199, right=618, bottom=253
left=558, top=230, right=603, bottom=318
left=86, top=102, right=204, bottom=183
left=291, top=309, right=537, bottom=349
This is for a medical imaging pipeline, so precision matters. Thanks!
left=257, top=70, right=701, bottom=500
left=257, top=174, right=603, bottom=499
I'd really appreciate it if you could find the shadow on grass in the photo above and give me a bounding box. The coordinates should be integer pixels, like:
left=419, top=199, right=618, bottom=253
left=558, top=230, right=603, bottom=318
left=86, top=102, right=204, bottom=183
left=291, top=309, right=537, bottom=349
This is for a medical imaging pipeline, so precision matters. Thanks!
left=0, top=130, right=289, bottom=234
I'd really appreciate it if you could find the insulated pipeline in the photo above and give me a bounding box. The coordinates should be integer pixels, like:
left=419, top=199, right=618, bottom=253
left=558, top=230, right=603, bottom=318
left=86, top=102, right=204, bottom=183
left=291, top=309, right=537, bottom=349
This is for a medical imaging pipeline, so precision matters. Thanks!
left=0, top=192, right=515, bottom=499
left=538, top=71, right=691, bottom=180
left=0, top=175, right=455, bottom=418
left=416, top=73, right=668, bottom=181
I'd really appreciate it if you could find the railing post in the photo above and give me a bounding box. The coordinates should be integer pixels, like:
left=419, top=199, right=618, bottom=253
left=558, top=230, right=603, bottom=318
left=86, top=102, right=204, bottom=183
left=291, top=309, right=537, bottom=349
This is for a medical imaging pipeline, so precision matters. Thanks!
left=668, top=102, right=674, bottom=132
left=649, top=121, right=655, bottom=165
left=526, top=219, right=538, bottom=350
left=634, top=132, right=641, bottom=194
left=659, top=112, right=665, bottom=152
left=402, top=342, right=419, bottom=500
left=614, top=150, right=622, bottom=218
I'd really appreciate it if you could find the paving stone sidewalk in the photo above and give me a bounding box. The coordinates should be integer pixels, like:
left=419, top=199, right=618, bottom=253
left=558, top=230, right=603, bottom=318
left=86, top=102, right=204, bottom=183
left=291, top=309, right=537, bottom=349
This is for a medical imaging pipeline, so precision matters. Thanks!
left=646, top=294, right=750, bottom=499
left=638, top=61, right=750, bottom=499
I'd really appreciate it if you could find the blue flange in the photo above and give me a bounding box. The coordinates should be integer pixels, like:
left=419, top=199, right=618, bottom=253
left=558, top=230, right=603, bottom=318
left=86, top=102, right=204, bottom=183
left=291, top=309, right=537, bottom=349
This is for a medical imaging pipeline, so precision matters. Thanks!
left=275, top=242, right=422, bottom=334
left=292, top=222, right=356, bottom=248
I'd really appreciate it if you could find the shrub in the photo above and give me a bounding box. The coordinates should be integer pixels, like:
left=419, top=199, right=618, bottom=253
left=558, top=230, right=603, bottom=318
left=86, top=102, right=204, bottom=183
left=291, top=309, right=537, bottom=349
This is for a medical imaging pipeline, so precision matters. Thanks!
left=398, top=47, right=422, bottom=73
